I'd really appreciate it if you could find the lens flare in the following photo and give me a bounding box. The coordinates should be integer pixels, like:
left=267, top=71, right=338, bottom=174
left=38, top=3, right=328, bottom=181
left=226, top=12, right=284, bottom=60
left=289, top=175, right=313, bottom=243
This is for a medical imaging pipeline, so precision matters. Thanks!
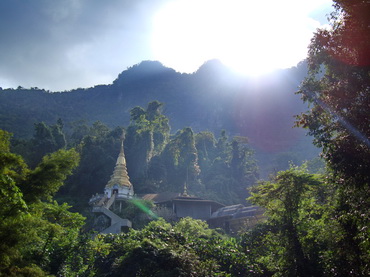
left=129, top=198, right=158, bottom=219
left=305, top=91, right=370, bottom=148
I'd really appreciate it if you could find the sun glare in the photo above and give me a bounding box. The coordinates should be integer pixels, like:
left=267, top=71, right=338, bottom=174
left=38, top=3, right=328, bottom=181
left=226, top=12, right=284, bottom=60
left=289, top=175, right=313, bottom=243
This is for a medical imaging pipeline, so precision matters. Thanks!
left=151, top=0, right=327, bottom=76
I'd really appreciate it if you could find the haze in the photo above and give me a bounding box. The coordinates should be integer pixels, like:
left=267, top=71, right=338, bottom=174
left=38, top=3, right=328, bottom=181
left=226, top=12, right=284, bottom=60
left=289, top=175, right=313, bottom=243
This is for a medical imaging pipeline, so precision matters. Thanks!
left=0, top=0, right=333, bottom=91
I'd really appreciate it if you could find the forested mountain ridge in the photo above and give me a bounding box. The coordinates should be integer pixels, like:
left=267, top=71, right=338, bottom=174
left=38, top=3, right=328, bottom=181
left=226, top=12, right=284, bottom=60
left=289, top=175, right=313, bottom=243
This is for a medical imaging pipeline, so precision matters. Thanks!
left=0, top=59, right=318, bottom=175
left=0, top=59, right=306, bottom=133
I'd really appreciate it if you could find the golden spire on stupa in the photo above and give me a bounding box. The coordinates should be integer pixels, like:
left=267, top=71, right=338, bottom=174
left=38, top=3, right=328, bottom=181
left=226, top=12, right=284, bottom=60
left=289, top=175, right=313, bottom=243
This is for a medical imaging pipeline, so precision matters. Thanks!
left=105, top=140, right=132, bottom=189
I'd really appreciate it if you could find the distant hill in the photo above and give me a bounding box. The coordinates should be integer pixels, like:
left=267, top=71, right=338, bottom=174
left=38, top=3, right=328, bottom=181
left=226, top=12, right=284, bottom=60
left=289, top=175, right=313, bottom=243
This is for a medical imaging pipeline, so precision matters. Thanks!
left=0, top=59, right=320, bottom=176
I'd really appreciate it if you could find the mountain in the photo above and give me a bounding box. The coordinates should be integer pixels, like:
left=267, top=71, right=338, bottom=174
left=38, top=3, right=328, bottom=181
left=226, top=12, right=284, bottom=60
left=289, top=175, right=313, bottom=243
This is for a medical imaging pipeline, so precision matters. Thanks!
left=0, top=60, right=319, bottom=176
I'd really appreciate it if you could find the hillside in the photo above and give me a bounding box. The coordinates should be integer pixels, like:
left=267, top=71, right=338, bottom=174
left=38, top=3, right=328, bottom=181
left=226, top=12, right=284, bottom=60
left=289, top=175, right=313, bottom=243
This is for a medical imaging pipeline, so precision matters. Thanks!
left=0, top=60, right=319, bottom=176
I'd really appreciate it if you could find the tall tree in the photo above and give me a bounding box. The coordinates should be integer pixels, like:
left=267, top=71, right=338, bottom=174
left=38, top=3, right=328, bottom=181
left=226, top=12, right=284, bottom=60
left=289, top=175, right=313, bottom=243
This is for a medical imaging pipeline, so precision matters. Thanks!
left=13, top=120, right=68, bottom=168
left=200, top=132, right=259, bottom=205
left=230, top=136, right=259, bottom=201
left=125, top=101, right=170, bottom=188
left=161, top=127, right=200, bottom=192
left=249, top=166, right=330, bottom=276
left=296, top=1, right=370, bottom=275
left=0, top=129, right=84, bottom=276
left=63, top=123, right=123, bottom=197
left=195, top=131, right=217, bottom=177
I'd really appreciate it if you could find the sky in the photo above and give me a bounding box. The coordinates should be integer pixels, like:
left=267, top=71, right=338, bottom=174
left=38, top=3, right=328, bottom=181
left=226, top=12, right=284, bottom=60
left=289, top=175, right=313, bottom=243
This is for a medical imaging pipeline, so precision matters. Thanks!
left=0, top=0, right=333, bottom=91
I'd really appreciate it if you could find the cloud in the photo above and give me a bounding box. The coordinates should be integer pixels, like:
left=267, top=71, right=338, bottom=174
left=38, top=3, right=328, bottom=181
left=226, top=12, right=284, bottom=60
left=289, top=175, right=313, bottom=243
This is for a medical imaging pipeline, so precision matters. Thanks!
left=0, top=0, right=167, bottom=91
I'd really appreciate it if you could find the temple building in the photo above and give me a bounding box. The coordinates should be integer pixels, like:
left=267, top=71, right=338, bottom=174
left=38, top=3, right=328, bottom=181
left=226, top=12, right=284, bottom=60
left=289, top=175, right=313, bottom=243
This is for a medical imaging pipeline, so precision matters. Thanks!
left=89, top=140, right=265, bottom=234
left=141, top=184, right=224, bottom=221
left=104, top=141, right=134, bottom=200
left=207, top=204, right=265, bottom=234
left=89, top=141, right=133, bottom=234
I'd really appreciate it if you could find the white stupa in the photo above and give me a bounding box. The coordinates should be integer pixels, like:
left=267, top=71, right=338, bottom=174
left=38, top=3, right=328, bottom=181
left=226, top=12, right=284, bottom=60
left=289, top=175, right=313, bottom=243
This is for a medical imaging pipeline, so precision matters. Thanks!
left=104, top=140, right=134, bottom=199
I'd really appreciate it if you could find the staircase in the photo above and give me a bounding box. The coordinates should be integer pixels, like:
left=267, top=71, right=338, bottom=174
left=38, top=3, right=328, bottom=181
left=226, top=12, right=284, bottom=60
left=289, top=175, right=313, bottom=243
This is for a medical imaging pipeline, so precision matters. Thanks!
left=92, top=206, right=132, bottom=233
left=91, top=193, right=132, bottom=234
left=104, top=192, right=116, bottom=209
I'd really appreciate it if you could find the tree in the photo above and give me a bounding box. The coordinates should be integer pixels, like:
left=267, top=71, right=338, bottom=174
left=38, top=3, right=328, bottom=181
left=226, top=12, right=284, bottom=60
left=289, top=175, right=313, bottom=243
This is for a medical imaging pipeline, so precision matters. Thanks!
left=296, top=1, right=370, bottom=275
left=12, top=120, right=68, bottom=168
left=249, top=166, right=330, bottom=276
left=69, top=119, right=90, bottom=145
left=62, top=123, right=123, bottom=197
left=88, top=219, right=214, bottom=276
left=0, top=130, right=29, bottom=273
left=0, top=129, right=84, bottom=276
left=125, top=101, right=170, bottom=188
left=20, top=201, right=85, bottom=276
left=200, top=132, right=259, bottom=205
left=195, top=131, right=217, bottom=176
left=230, top=136, right=259, bottom=202
left=84, top=218, right=259, bottom=276
left=161, top=128, right=200, bottom=192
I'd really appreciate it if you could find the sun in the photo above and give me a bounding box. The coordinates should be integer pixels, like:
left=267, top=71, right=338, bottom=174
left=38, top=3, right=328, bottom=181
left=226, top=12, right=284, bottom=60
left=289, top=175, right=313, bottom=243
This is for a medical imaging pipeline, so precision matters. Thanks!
left=151, top=0, right=327, bottom=76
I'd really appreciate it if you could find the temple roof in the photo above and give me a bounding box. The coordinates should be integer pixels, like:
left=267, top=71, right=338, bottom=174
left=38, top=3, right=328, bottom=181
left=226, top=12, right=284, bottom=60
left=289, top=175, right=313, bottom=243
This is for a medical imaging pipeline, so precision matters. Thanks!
left=140, top=192, right=224, bottom=210
left=105, top=141, right=132, bottom=189
left=210, top=205, right=264, bottom=219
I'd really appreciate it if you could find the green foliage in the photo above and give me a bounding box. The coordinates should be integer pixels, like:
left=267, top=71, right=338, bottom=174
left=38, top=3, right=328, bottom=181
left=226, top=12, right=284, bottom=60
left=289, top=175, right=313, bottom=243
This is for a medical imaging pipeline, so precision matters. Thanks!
left=195, top=131, right=217, bottom=173
left=79, top=218, right=260, bottom=276
left=0, top=174, right=27, bottom=221
left=161, top=127, right=200, bottom=192
left=0, top=129, right=12, bottom=151
left=20, top=148, right=80, bottom=203
left=114, top=199, right=155, bottom=229
left=69, top=119, right=90, bottom=144
left=0, top=129, right=85, bottom=276
left=200, top=132, right=259, bottom=205
left=249, top=166, right=332, bottom=276
left=247, top=162, right=369, bottom=276
left=296, top=1, right=370, bottom=275
left=63, top=123, right=124, bottom=198
left=19, top=201, right=85, bottom=275
left=9, top=120, right=68, bottom=169
left=31, top=121, right=67, bottom=166
left=125, top=101, right=170, bottom=190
